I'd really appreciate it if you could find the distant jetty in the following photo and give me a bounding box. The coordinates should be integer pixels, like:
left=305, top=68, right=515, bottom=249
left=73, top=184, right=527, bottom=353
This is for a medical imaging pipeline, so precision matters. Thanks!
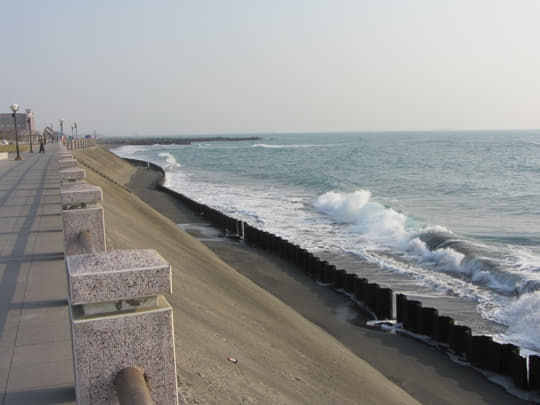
left=98, top=136, right=261, bottom=146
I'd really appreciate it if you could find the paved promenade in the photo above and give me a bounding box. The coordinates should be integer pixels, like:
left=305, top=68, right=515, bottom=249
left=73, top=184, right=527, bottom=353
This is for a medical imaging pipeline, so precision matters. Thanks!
left=0, top=146, right=75, bottom=404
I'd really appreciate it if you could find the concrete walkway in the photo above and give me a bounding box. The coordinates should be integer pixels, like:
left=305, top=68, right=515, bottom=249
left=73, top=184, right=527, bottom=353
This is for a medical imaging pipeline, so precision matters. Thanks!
left=0, top=146, right=75, bottom=404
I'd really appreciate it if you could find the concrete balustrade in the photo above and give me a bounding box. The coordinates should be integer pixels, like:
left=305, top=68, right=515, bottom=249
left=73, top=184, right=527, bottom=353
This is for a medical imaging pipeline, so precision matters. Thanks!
left=65, top=137, right=97, bottom=151
left=58, top=151, right=73, bottom=159
left=58, top=158, right=79, bottom=169
left=61, top=182, right=106, bottom=256
left=67, top=249, right=178, bottom=405
left=60, top=167, right=86, bottom=184
left=57, top=152, right=178, bottom=404
left=61, top=183, right=103, bottom=209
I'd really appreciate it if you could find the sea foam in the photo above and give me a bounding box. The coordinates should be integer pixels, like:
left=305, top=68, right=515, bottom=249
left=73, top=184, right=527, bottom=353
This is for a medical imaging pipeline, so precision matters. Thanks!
left=496, top=291, right=540, bottom=352
left=313, top=190, right=530, bottom=296
left=158, top=152, right=181, bottom=168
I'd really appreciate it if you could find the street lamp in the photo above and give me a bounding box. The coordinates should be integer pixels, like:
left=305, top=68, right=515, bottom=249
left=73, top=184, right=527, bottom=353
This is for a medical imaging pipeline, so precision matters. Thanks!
left=26, top=109, right=33, bottom=153
left=59, top=119, right=64, bottom=140
left=74, top=122, right=78, bottom=138
left=9, top=104, right=21, bottom=160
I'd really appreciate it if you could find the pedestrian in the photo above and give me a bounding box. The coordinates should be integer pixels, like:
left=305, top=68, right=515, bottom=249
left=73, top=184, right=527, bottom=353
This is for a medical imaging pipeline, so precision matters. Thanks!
left=39, top=136, right=45, bottom=153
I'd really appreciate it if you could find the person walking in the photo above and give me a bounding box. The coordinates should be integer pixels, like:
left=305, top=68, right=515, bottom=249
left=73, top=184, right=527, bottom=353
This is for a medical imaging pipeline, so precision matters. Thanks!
left=39, top=136, right=45, bottom=153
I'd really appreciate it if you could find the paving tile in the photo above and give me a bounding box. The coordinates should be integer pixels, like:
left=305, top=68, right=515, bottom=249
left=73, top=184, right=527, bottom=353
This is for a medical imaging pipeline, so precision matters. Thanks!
left=1, top=309, right=23, bottom=331
left=24, top=232, right=63, bottom=255
left=0, top=268, right=27, bottom=287
left=39, top=204, right=61, bottom=216
left=15, top=323, right=71, bottom=346
left=0, top=217, right=20, bottom=232
left=22, top=289, right=68, bottom=304
left=6, top=359, right=74, bottom=390
left=0, top=364, right=10, bottom=398
left=0, top=151, right=76, bottom=403
left=0, top=328, right=18, bottom=348
left=19, top=306, right=69, bottom=328
left=4, top=385, right=75, bottom=405
left=0, top=345, right=13, bottom=369
left=12, top=341, right=72, bottom=366
left=0, top=236, right=16, bottom=256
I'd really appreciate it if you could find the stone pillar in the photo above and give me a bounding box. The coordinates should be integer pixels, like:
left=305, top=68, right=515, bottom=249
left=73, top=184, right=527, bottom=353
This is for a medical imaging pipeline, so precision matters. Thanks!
left=58, top=158, right=78, bottom=169
left=66, top=249, right=178, bottom=405
left=60, top=167, right=86, bottom=184
left=61, top=182, right=106, bottom=255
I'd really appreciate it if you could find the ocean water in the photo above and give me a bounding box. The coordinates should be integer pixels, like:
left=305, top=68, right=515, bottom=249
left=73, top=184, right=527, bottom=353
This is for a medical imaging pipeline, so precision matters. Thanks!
left=113, top=131, right=540, bottom=354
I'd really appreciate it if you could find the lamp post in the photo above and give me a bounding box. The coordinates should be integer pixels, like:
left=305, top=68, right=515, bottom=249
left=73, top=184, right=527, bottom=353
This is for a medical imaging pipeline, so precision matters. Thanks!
left=26, top=109, right=33, bottom=153
left=74, top=122, right=78, bottom=138
left=10, top=104, right=21, bottom=160
left=59, top=119, right=64, bottom=141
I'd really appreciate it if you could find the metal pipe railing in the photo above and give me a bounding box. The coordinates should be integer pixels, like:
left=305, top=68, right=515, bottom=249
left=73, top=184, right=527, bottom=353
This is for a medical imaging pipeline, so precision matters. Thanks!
left=114, top=367, right=155, bottom=405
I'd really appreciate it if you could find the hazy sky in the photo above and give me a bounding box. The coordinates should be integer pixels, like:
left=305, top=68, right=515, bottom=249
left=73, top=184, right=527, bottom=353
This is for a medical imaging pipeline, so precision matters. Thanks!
left=2, top=1, right=540, bottom=136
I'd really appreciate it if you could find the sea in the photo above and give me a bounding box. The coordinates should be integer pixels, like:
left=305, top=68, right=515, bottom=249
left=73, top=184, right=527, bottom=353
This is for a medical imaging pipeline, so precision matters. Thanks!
left=112, top=131, right=540, bottom=355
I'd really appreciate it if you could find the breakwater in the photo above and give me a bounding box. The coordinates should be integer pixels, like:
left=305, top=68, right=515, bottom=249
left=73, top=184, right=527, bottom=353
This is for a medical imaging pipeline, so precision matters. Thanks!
left=127, top=157, right=540, bottom=399
left=99, top=136, right=261, bottom=146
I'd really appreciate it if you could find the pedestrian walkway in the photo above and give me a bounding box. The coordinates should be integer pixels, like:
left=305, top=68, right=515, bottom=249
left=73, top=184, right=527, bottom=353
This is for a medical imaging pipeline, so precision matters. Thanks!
left=0, top=146, right=75, bottom=404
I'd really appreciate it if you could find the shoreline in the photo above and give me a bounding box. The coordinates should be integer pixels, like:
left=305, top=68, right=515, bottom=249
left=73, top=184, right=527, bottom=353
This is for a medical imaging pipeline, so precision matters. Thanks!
left=123, top=158, right=532, bottom=404
left=73, top=146, right=534, bottom=403
left=74, top=147, right=422, bottom=404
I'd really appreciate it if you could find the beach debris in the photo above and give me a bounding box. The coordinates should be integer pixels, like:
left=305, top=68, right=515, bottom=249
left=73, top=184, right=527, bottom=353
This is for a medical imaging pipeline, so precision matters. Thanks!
left=227, top=357, right=238, bottom=364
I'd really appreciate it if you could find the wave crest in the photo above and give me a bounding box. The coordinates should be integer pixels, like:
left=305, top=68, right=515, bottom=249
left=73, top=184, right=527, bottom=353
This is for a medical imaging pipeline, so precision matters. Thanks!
left=313, top=189, right=536, bottom=296
left=497, top=291, right=540, bottom=352
left=158, top=152, right=181, bottom=168
left=314, top=190, right=371, bottom=223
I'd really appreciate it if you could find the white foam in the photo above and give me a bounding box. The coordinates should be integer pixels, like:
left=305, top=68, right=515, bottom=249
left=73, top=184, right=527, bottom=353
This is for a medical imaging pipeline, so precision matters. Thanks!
left=158, top=152, right=181, bottom=168
left=312, top=189, right=538, bottom=297
left=314, top=190, right=371, bottom=223
left=111, top=145, right=150, bottom=156
left=495, top=291, right=540, bottom=352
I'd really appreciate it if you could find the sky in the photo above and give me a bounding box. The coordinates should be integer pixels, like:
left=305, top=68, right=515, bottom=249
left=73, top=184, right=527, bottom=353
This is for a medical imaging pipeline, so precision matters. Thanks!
left=2, top=0, right=540, bottom=136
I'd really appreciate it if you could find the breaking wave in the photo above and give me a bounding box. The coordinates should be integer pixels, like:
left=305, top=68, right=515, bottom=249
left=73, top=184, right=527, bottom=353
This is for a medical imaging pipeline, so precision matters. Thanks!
left=314, top=189, right=537, bottom=297
left=158, top=152, right=181, bottom=168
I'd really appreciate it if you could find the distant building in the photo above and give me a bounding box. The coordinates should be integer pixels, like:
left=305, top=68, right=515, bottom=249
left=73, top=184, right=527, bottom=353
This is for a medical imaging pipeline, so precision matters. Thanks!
left=0, top=113, right=30, bottom=135
left=0, top=112, right=33, bottom=138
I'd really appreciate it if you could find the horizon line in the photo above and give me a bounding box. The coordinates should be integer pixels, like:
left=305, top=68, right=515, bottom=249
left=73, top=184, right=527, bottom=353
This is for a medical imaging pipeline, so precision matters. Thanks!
left=101, top=128, right=540, bottom=138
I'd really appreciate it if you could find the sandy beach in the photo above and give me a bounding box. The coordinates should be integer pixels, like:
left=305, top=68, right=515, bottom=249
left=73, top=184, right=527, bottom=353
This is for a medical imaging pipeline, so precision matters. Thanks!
left=73, top=147, right=530, bottom=405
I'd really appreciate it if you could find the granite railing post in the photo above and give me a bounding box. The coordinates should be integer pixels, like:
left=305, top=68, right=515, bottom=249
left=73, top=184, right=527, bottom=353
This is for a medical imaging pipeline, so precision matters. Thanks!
left=59, top=158, right=79, bottom=169
left=60, top=167, right=86, bottom=185
left=60, top=178, right=106, bottom=256
left=66, top=249, right=178, bottom=404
